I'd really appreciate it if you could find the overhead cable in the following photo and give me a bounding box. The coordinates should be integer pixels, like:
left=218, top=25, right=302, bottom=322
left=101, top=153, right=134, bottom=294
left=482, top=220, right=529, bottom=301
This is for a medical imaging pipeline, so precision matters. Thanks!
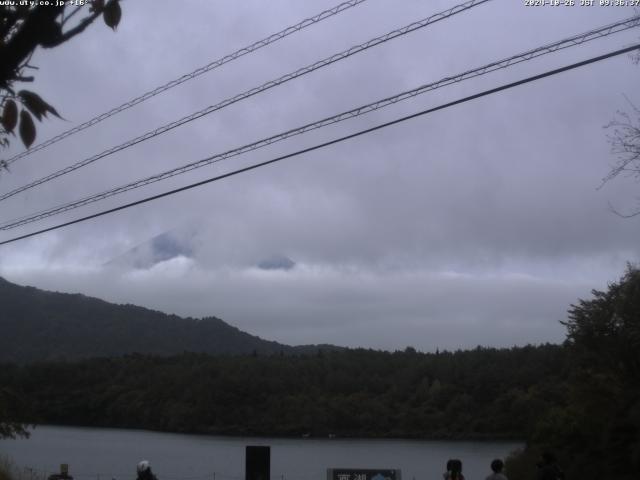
left=2, top=15, right=638, bottom=230
left=3, top=0, right=370, bottom=166
left=1, top=43, right=638, bottom=246
left=0, top=0, right=492, bottom=202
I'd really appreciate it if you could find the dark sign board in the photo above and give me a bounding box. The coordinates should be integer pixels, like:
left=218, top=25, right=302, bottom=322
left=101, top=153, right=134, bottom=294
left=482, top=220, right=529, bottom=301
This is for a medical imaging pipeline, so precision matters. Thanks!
left=327, top=469, right=401, bottom=480
left=246, top=445, right=270, bottom=480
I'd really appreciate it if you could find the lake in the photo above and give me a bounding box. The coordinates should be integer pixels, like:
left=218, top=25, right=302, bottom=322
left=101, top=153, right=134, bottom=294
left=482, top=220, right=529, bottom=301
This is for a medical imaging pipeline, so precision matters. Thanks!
left=0, top=426, right=521, bottom=480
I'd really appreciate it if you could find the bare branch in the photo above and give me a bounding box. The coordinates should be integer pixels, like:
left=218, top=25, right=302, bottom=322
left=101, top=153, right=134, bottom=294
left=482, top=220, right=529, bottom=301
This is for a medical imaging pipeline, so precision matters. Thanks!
left=602, top=99, right=640, bottom=186
left=607, top=200, right=640, bottom=218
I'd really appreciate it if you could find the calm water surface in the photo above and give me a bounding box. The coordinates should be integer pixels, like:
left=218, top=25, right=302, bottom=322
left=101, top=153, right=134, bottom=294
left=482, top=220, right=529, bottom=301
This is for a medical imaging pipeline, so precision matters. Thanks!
left=0, top=426, right=521, bottom=480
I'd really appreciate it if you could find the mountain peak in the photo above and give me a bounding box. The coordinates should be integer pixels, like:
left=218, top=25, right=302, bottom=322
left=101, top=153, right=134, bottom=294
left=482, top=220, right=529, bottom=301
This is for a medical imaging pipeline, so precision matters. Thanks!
left=106, top=230, right=194, bottom=269
left=257, top=255, right=296, bottom=271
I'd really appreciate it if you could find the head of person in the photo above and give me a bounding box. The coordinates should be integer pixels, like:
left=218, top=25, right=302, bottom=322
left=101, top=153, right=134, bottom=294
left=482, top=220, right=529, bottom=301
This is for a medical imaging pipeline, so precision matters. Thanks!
left=137, top=461, right=151, bottom=475
left=490, top=459, right=504, bottom=473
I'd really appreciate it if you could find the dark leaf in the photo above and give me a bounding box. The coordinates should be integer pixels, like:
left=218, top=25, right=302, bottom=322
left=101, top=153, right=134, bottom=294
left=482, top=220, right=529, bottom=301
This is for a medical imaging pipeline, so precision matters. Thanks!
left=18, top=90, right=62, bottom=121
left=1, top=99, right=18, bottom=132
left=103, top=0, right=121, bottom=30
left=38, top=21, right=62, bottom=48
left=19, top=110, right=36, bottom=148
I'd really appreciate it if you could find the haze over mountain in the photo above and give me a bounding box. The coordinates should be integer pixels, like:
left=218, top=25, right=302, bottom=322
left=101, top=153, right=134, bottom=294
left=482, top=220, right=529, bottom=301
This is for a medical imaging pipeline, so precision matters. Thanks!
left=105, top=230, right=195, bottom=270
left=105, top=227, right=296, bottom=274
left=0, top=277, right=334, bottom=363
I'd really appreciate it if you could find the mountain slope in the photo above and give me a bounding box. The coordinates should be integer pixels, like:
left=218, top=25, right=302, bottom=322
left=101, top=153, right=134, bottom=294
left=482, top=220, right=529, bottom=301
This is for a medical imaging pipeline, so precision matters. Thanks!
left=0, top=277, right=312, bottom=363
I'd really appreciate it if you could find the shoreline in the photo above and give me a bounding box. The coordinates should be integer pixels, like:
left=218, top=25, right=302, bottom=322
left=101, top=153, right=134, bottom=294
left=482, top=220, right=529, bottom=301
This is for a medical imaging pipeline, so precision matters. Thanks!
left=15, top=423, right=525, bottom=444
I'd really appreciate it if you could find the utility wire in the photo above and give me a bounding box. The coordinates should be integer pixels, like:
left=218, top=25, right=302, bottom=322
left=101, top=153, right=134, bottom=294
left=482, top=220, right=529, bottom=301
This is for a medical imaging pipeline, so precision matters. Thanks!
left=1, top=43, right=637, bottom=247
left=2, top=0, right=370, bottom=166
left=2, top=15, right=638, bottom=230
left=0, top=0, right=491, bottom=203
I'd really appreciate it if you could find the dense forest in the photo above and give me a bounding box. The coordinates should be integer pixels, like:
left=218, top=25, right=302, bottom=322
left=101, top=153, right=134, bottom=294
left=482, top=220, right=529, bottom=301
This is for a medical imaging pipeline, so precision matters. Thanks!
left=0, top=344, right=568, bottom=439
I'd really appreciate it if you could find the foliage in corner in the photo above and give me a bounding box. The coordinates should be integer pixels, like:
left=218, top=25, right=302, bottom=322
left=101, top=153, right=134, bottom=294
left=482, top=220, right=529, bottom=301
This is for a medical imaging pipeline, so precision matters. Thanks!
left=508, top=265, right=640, bottom=480
left=0, top=1, right=122, bottom=151
left=0, top=387, right=31, bottom=439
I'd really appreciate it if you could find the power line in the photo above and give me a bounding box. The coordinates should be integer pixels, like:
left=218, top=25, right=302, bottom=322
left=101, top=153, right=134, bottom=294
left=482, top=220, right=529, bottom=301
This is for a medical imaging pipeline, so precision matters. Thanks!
left=0, top=0, right=492, bottom=203
left=1, top=43, right=637, bottom=247
left=2, top=0, right=370, bottom=166
left=2, top=15, right=638, bottom=230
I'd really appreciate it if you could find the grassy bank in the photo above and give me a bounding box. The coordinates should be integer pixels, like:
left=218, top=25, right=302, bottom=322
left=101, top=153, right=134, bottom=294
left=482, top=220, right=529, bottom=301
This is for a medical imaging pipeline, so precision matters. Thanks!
left=0, top=457, right=48, bottom=480
left=0, top=456, right=15, bottom=480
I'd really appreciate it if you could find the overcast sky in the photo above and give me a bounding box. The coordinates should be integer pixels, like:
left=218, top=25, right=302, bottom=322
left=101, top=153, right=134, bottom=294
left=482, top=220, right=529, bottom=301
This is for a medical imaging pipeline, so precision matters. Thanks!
left=1, top=0, right=639, bottom=351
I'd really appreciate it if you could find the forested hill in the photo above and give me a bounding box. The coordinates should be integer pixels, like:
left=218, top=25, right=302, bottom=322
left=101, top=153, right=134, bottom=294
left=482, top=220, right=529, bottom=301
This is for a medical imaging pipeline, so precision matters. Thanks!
left=0, top=277, right=331, bottom=363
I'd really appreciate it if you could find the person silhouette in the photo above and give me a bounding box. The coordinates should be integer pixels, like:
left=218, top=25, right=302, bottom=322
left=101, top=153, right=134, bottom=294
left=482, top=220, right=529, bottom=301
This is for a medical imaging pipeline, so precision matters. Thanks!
left=443, top=459, right=464, bottom=480
left=486, top=459, right=508, bottom=480
left=136, top=461, right=158, bottom=480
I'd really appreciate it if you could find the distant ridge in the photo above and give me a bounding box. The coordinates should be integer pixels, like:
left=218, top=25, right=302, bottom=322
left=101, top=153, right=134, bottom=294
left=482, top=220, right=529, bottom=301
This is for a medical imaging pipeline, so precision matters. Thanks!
left=0, top=277, right=339, bottom=363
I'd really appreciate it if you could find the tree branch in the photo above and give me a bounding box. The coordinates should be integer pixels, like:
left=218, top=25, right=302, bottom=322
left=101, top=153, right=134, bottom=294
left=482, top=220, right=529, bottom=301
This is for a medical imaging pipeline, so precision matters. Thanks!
left=48, top=8, right=103, bottom=47
left=607, top=200, right=640, bottom=218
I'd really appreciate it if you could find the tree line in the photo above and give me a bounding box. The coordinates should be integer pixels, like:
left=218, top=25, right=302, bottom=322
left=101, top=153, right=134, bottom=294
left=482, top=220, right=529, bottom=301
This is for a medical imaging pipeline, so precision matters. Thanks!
left=1, top=344, right=567, bottom=439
